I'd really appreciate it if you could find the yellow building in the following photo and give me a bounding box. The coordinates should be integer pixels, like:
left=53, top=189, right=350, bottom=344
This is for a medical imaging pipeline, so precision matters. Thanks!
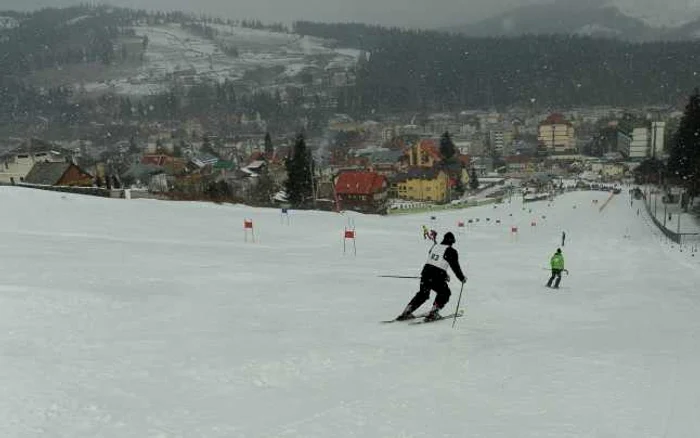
left=538, top=113, right=576, bottom=154
left=407, top=139, right=442, bottom=168
left=392, top=168, right=449, bottom=202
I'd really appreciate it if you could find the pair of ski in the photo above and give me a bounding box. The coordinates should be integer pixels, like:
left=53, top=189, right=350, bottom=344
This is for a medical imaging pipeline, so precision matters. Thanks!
left=381, top=310, right=464, bottom=325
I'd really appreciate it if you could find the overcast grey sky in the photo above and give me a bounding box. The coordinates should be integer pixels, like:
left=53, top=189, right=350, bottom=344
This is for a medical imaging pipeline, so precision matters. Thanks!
left=0, top=0, right=544, bottom=28
left=1, top=0, right=698, bottom=28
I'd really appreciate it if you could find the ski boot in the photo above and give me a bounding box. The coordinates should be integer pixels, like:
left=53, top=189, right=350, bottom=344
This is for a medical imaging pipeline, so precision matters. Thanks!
left=396, top=305, right=416, bottom=321
left=424, top=308, right=442, bottom=322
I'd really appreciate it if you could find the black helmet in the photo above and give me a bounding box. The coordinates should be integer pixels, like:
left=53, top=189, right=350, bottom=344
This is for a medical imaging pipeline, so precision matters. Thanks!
left=441, top=232, right=456, bottom=245
left=556, top=248, right=562, bottom=254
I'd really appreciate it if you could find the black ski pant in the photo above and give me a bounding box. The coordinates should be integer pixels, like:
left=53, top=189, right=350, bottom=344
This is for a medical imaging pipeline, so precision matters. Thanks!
left=407, top=276, right=451, bottom=312
left=547, top=269, right=562, bottom=288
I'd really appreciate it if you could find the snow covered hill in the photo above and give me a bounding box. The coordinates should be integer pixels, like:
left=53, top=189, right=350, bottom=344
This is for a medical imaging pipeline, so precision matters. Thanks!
left=614, top=0, right=700, bottom=28
left=80, top=23, right=361, bottom=97
left=449, top=0, right=700, bottom=41
left=0, top=16, right=19, bottom=29
left=1, top=186, right=699, bottom=437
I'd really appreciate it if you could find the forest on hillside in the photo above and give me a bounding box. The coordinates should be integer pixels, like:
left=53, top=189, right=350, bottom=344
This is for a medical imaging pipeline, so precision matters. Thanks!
left=295, top=21, right=700, bottom=112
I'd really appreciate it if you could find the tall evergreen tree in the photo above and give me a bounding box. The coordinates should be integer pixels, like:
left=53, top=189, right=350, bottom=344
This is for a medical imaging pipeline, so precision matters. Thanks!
left=285, top=133, right=313, bottom=207
left=668, top=88, right=700, bottom=197
left=439, top=131, right=456, bottom=162
left=264, top=132, right=273, bottom=158
left=469, top=168, right=479, bottom=191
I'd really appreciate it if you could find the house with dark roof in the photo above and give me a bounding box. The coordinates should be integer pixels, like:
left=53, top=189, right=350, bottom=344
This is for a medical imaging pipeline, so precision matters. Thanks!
left=190, top=153, right=219, bottom=169
left=0, top=139, right=72, bottom=184
left=367, top=150, right=404, bottom=176
left=23, top=162, right=93, bottom=187
left=334, top=171, right=389, bottom=214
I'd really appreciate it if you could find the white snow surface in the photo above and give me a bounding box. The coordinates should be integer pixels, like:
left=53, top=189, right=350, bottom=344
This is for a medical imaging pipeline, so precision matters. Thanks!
left=1, top=186, right=700, bottom=437
left=615, top=0, right=700, bottom=28
left=79, top=24, right=361, bottom=96
left=0, top=16, right=19, bottom=29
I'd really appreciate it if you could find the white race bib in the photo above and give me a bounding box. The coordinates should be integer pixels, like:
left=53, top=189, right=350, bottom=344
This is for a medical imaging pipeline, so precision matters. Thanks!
left=425, top=244, right=450, bottom=272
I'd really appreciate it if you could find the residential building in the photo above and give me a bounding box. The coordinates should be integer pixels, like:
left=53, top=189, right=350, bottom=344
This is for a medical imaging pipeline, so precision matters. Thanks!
left=406, top=139, right=441, bottom=168
left=630, top=127, right=649, bottom=159
left=367, top=150, right=403, bottom=177
left=382, top=127, right=397, bottom=142
left=590, top=160, right=626, bottom=179
left=650, top=121, right=666, bottom=158
left=141, top=154, right=177, bottom=167
left=617, top=119, right=663, bottom=160
left=391, top=168, right=449, bottom=202
left=0, top=139, right=71, bottom=184
left=190, top=153, right=219, bottom=169
left=504, top=155, right=534, bottom=173
left=538, top=113, right=576, bottom=154
left=23, top=162, right=93, bottom=187
left=334, top=171, right=389, bottom=214
left=488, top=128, right=514, bottom=154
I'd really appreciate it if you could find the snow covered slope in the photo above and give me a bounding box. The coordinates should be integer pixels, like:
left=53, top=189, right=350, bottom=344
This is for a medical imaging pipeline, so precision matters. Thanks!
left=1, top=186, right=699, bottom=437
left=82, top=23, right=361, bottom=96
left=615, top=0, right=700, bottom=28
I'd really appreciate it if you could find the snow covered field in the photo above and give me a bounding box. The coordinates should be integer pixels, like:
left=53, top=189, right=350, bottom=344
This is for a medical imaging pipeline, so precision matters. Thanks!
left=1, top=186, right=700, bottom=437
left=82, top=24, right=361, bottom=96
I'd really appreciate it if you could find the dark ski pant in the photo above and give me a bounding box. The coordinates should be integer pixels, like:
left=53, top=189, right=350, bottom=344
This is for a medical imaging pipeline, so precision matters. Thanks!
left=406, top=276, right=451, bottom=312
left=547, top=269, right=562, bottom=288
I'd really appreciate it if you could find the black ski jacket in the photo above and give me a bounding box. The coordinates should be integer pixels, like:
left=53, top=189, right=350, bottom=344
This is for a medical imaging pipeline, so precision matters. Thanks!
left=421, top=246, right=466, bottom=283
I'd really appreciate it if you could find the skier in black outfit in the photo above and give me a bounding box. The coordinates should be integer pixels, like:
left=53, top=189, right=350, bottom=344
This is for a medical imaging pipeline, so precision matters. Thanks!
left=396, top=232, right=466, bottom=322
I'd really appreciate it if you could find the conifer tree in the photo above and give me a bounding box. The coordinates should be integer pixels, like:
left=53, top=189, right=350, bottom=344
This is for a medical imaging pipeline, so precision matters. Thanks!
left=264, top=132, right=273, bottom=158
left=285, top=133, right=313, bottom=207
left=668, top=88, right=700, bottom=198
left=469, top=168, right=479, bottom=191
left=439, top=131, right=456, bottom=162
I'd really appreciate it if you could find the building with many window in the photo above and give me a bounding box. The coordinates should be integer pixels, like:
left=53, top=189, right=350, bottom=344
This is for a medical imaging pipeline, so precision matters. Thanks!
left=617, top=120, right=666, bottom=160
left=538, top=113, right=576, bottom=154
left=334, top=171, right=389, bottom=214
left=391, top=168, right=448, bottom=202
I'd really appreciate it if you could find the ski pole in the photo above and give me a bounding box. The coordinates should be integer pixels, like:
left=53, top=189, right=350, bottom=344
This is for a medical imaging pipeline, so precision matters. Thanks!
left=377, top=275, right=420, bottom=279
left=452, top=280, right=466, bottom=329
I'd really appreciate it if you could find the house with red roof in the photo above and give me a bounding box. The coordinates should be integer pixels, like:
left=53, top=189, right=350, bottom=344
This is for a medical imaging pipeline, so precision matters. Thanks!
left=406, top=139, right=442, bottom=168
left=334, top=170, right=389, bottom=214
left=141, top=154, right=176, bottom=167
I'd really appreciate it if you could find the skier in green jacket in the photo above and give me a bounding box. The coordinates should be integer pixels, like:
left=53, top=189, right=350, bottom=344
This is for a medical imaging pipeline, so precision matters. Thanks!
left=546, top=248, right=565, bottom=289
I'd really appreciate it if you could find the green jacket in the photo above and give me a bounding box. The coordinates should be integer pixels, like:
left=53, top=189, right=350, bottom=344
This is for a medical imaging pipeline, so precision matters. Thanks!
left=550, top=253, right=565, bottom=270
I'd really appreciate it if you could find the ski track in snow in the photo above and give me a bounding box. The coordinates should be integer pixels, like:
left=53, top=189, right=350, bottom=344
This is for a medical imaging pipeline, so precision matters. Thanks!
left=1, top=186, right=700, bottom=437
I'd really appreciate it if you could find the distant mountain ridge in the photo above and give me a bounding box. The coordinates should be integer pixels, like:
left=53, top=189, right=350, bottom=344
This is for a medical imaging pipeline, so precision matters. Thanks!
left=447, top=0, right=700, bottom=41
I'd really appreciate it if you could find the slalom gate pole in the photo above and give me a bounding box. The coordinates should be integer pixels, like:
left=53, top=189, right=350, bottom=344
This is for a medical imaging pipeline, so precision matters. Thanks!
left=452, top=281, right=465, bottom=329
